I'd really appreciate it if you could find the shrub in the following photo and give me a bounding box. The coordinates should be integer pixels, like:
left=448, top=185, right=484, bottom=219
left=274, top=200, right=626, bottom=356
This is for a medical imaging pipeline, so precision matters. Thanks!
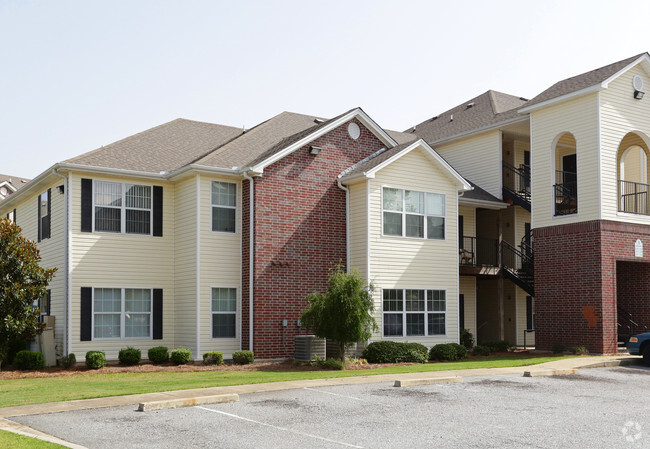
left=429, top=344, right=459, bottom=361
left=313, top=355, right=345, bottom=370
left=472, top=345, right=491, bottom=356
left=118, top=347, right=141, bottom=366
left=203, top=352, right=224, bottom=366
left=482, top=340, right=512, bottom=353
left=148, top=346, right=169, bottom=364
left=362, top=341, right=428, bottom=363
left=552, top=343, right=566, bottom=354
left=58, top=353, right=76, bottom=369
left=85, top=351, right=106, bottom=369
left=460, top=328, right=475, bottom=350
left=13, top=350, right=46, bottom=370
left=232, top=350, right=254, bottom=365
left=571, top=345, right=589, bottom=355
left=450, top=343, right=468, bottom=360
left=170, top=348, right=192, bottom=365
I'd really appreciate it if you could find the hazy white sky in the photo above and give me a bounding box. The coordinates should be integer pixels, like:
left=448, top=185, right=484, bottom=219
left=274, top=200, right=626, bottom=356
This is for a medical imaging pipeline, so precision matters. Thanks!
left=2, top=0, right=649, bottom=178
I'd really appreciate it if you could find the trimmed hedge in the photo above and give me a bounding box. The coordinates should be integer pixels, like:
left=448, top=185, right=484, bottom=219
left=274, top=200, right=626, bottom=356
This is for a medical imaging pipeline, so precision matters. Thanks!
left=450, top=343, right=468, bottom=360
left=58, top=353, right=76, bottom=369
left=171, top=348, right=192, bottom=365
left=232, top=350, right=254, bottom=365
left=472, top=345, right=491, bottom=356
left=118, top=347, right=141, bottom=366
left=362, top=341, right=428, bottom=364
left=85, top=351, right=106, bottom=369
left=203, top=352, right=224, bottom=366
left=429, top=343, right=467, bottom=362
left=13, top=350, right=46, bottom=370
left=482, top=340, right=512, bottom=353
left=148, top=346, right=169, bottom=364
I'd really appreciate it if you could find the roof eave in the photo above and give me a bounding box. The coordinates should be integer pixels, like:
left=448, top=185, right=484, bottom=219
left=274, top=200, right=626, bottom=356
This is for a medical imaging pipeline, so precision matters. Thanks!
left=459, top=196, right=509, bottom=209
left=518, top=84, right=602, bottom=113
left=428, top=115, right=529, bottom=147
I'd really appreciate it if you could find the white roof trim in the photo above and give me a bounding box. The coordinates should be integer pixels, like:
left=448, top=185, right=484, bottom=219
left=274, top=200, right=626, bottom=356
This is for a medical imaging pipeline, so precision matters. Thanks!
left=341, top=139, right=472, bottom=191
left=459, top=196, right=508, bottom=209
left=0, top=180, right=17, bottom=193
left=249, top=108, right=398, bottom=173
left=601, top=54, right=650, bottom=87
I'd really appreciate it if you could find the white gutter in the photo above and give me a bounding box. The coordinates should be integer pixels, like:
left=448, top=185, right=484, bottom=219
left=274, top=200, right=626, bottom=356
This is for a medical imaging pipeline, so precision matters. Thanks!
left=337, top=179, right=350, bottom=271
left=243, top=171, right=255, bottom=352
left=459, top=197, right=509, bottom=209
left=195, top=174, right=201, bottom=360
left=51, top=168, right=70, bottom=355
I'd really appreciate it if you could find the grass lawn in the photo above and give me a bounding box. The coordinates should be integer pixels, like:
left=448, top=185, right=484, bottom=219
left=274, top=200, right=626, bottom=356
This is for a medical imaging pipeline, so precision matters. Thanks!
left=0, top=356, right=570, bottom=409
left=0, top=430, right=66, bottom=448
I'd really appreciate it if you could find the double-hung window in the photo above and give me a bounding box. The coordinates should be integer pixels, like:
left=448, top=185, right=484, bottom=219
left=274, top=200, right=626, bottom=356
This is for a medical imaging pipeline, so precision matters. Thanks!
left=94, top=181, right=152, bottom=234
left=93, top=288, right=152, bottom=339
left=211, top=288, right=237, bottom=338
left=382, top=289, right=446, bottom=337
left=211, top=181, right=236, bottom=233
left=382, top=187, right=445, bottom=239
left=38, top=189, right=51, bottom=241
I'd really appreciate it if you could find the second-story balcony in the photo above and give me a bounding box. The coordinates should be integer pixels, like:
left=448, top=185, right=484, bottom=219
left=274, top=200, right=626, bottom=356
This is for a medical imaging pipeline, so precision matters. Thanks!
left=619, top=179, right=650, bottom=215
left=554, top=170, right=577, bottom=216
left=459, top=236, right=499, bottom=276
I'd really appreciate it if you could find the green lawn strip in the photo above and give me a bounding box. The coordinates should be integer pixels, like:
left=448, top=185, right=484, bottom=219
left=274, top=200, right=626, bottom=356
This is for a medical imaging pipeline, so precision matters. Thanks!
left=0, top=356, right=570, bottom=408
left=0, top=429, right=66, bottom=448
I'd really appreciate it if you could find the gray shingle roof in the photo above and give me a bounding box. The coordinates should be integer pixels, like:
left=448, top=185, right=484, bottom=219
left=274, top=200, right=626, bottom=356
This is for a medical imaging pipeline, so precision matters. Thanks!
left=341, top=142, right=411, bottom=178
left=522, top=53, right=647, bottom=109
left=462, top=180, right=503, bottom=204
left=65, top=118, right=244, bottom=173
left=407, top=90, right=528, bottom=144
left=0, top=173, right=30, bottom=189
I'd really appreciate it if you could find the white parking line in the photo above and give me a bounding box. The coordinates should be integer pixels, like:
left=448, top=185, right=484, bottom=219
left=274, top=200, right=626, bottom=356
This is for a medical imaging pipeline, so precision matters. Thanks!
left=195, top=406, right=363, bottom=448
left=303, top=387, right=364, bottom=401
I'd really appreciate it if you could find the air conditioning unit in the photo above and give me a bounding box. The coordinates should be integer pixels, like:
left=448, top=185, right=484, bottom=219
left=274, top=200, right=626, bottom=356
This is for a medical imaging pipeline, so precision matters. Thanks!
left=294, top=335, right=326, bottom=361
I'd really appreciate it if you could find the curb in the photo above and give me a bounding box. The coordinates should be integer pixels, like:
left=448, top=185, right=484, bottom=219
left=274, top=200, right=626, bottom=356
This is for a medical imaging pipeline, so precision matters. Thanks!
left=138, top=393, right=239, bottom=412
left=0, top=418, right=88, bottom=449
left=394, top=376, right=462, bottom=387
left=523, top=369, right=578, bottom=377
left=578, top=358, right=639, bottom=369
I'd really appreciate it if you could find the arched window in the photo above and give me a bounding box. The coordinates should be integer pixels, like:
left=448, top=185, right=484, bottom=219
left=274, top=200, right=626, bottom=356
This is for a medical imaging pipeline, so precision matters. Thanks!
left=618, top=133, right=650, bottom=215
left=553, top=133, right=577, bottom=216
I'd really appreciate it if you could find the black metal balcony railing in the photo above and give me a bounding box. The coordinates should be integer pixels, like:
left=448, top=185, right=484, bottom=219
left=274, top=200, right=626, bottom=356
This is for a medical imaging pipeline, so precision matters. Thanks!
left=459, top=236, right=498, bottom=267
left=502, top=241, right=534, bottom=295
left=619, top=179, right=650, bottom=215
left=554, top=170, right=577, bottom=216
left=502, top=162, right=531, bottom=199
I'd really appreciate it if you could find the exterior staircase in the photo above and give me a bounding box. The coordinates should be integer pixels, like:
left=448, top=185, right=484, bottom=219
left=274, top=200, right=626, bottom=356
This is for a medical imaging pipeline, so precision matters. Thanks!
left=501, top=234, right=534, bottom=296
left=502, top=162, right=531, bottom=212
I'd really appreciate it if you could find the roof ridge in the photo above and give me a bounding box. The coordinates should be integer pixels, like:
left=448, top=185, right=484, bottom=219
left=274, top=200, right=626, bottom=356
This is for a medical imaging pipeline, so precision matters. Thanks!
left=338, top=146, right=392, bottom=178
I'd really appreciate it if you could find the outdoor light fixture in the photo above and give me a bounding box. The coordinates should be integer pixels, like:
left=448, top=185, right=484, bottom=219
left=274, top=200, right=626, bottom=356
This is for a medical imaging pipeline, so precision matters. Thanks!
left=634, top=90, right=645, bottom=100
left=309, top=145, right=322, bottom=155
left=56, top=185, right=65, bottom=194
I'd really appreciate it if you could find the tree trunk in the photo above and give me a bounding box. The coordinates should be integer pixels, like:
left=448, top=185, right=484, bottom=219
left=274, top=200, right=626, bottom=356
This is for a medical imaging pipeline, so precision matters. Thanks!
left=339, top=341, right=346, bottom=363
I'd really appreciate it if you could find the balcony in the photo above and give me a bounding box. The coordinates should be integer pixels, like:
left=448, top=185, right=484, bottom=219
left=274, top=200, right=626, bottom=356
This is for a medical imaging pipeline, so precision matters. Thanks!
left=619, top=179, right=650, bottom=215
left=502, top=162, right=531, bottom=211
left=459, top=236, right=499, bottom=276
left=554, top=170, right=577, bottom=216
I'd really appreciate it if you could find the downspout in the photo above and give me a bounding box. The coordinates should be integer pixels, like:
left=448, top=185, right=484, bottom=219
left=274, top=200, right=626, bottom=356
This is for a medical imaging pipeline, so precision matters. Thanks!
left=196, top=174, right=201, bottom=360
left=51, top=169, right=70, bottom=355
left=337, top=179, right=350, bottom=271
left=243, top=172, right=255, bottom=352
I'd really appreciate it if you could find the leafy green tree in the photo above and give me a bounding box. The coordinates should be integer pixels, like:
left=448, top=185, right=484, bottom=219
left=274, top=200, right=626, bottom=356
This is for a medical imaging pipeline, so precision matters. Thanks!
left=0, top=218, right=55, bottom=369
left=301, top=266, right=377, bottom=362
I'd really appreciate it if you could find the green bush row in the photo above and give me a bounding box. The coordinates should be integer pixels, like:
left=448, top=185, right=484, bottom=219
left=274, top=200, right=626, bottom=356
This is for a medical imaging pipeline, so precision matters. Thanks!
left=429, top=343, right=467, bottom=361
left=362, top=341, right=428, bottom=363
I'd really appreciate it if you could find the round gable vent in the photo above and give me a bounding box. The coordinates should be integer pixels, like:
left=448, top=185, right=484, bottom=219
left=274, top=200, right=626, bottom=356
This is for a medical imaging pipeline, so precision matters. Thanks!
left=348, top=122, right=361, bottom=140
left=633, top=75, right=644, bottom=91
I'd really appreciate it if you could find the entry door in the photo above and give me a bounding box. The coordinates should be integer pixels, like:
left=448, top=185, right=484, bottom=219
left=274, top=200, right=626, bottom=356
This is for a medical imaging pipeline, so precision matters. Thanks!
left=562, top=154, right=577, bottom=195
left=459, top=294, right=465, bottom=330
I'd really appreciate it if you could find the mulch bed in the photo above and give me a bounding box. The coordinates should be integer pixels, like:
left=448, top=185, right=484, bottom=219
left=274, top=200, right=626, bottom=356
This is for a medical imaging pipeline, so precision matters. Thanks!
left=0, top=350, right=541, bottom=380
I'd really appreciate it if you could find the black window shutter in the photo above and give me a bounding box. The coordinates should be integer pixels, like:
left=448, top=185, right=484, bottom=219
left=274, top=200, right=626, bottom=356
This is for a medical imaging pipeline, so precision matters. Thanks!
left=13, top=209, right=16, bottom=224
left=153, top=289, right=163, bottom=339
left=45, top=188, right=51, bottom=239
left=81, top=179, right=93, bottom=232
left=37, top=195, right=42, bottom=242
left=46, top=290, right=51, bottom=316
left=81, top=287, right=92, bottom=341
left=153, top=186, right=163, bottom=237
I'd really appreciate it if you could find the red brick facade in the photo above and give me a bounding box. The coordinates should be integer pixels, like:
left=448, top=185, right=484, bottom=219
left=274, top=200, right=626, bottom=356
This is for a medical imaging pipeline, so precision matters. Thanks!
left=534, top=220, right=650, bottom=354
left=243, top=119, right=385, bottom=358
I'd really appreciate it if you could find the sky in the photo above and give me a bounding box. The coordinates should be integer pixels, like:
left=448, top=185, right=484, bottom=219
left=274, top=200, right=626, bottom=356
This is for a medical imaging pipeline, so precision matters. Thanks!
left=2, top=0, right=650, bottom=179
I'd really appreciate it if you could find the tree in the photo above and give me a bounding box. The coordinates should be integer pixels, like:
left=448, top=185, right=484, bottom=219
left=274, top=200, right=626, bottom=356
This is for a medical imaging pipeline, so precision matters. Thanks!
left=0, top=218, right=55, bottom=369
left=301, top=265, right=377, bottom=362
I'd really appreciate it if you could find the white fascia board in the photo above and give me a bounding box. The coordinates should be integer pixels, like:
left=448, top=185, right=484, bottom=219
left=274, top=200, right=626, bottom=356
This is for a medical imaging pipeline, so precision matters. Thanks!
left=601, top=54, right=650, bottom=87
left=249, top=108, right=398, bottom=174
left=0, top=181, right=17, bottom=193
left=167, top=164, right=243, bottom=181
left=428, top=116, right=529, bottom=147
left=0, top=164, right=60, bottom=213
left=458, top=196, right=509, bottom=209
left=363, top=139, right=472, bottom=191
left=518, top=85, right=602, bottom=113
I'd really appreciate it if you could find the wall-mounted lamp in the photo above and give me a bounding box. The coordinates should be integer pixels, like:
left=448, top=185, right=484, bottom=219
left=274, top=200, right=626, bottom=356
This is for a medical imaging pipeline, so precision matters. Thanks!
left=56, top=185, right=65, bottom=194
left=634, top=90, right=645, bottom=100
left=309, top=145, right=322, bottom=155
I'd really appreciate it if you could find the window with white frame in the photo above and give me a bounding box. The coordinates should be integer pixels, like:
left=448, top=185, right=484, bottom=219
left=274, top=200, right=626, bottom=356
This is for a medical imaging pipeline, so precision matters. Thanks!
left=382, top=289, right=446, bottom=337
left=382, top=187, right=445, bottom=239
left=39, top=190, right=50, bottom=240
left=94, top=181, right=152, bottom=234
left=211, top=287, right=237, bottom=338
left=211, top=181, right=236, bottom=233
left=93, top=288, right=152, bottom=339
left=6, top=209, right=15, bottom=223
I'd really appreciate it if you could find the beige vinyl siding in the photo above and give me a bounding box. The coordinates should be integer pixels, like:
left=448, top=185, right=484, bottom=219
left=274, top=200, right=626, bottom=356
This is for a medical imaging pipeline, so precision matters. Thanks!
left=458, top=204, right=476, bottom=237
left=601, top=65, right=650, bottom=224
left=199, top=175, right=242, bottom=359
left=368, top=147, right=460, bottom=347
left=459, top=276, right=476, bottom=338
left=173, top=176, right=197, bottom=352
left=348, top=180, right=368, bottom=280
left=435, top=130, right=502, bottom=199
left=530, top=94, right=600, bottom=229
left=70, top=173, right=175, bottom=360
left=513, top=141, right=530, bottom=170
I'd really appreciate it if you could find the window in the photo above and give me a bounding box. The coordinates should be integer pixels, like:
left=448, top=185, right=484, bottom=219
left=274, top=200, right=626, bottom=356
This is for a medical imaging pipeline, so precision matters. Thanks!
left=383, top=289, right=446, bottom=337
left=211, top=182, right=236, bottom=233
left=212, top=288, right=237, bottom=338
left=93, top=288, right=152, bottom=339
left=32, top=290, right=50, bottom=322
left=94, top=181, right=152, bottom=234
left=6, top=209, right=15, bottom=223
left=38, top=190, right=51, bottom=241
left=382, top=187, right=445, bottom=239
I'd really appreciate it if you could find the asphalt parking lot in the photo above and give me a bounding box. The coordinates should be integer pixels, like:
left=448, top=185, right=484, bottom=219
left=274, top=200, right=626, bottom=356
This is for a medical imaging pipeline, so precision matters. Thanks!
left=12, top=365, right=650, bottom=449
